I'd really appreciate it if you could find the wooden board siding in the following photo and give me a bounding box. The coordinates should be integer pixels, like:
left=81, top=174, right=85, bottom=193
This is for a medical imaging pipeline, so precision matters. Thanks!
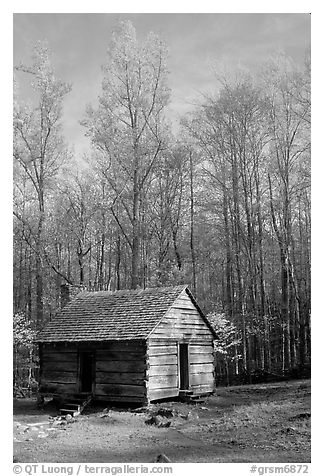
left=189, top=343, right=215, bottom=394
left=147, top=290, right=215, bottom=399
left=146, top=340, right=215, bottom=401
left=146, top=341, right=179, bottom=402
left=149, top=290, right=214, bottom=341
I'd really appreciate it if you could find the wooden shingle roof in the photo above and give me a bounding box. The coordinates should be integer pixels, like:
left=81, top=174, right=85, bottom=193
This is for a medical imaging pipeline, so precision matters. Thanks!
left=37, top=285, right=192, bottom=343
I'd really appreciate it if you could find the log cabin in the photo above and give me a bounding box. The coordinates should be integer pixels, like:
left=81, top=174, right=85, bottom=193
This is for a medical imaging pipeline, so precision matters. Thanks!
left=37, top=285, right=216, bottom=404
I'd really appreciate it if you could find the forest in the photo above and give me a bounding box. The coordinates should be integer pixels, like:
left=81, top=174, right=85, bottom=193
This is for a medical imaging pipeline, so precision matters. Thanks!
left=13, top=20, right=311, bottom=388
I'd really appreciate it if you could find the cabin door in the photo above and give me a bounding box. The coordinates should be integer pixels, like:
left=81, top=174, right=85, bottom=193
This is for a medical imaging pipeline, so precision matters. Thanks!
left=79, top=351, right=94, bottom=393
left=179, top=343, right=189, bottom=390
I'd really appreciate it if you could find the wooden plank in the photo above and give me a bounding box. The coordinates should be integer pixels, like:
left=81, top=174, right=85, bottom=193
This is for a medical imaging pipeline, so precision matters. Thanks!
left=96, top=372, right=145, bottom=385
left=172, top=303, right=197, bottom=311
left=41, top=344, right=78, bottom=353
left=161, top=317, right=205, bottom=326
left=148, top=354, right=178, bottom=366
left=94, top=341, right=146, bottom=352
left=157, top=322, right=210, bottom=331
left=147, top=339, right=179, bottom=345
left=42, top=361, right=78, bottom=372
left=42, top=352, right=78, bottom=362
left=148, top=364, right=178, bottom=376
left=172, top=294, right=196, bottom=309
left=191, top=383, right=215, bottom=393
left=95, top=395, right=145, bottom=403
left=190, top=363, right=214, bottom=374
left=151, top=329, right=212, bottom=338
left=96, top=360, right=146, bottom=372
left=189, top=345, right=214, bottom=354
left=39, top=382, right=77, bottom=394
left=147, top=346, right=177, bottom=356
left=147, top=387, right=179, bottom=402
left=149, top=338, right=213, bottom=345
left=189, top=354, right=214, bottom=364
left=148, top=375, right=178, bottom=389
left=166, top=307, right=201, bottom=317
left=190, top=372, right=214, bottom=386
left=95, top=383, right=145, bottom=397
left=96, top=351, right=145, bottom=361
left=40, top=374, right=76, bottom=384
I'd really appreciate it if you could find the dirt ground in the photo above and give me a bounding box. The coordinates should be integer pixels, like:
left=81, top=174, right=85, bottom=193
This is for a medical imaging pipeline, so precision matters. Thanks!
left=13, top=379, right=311, bottom=463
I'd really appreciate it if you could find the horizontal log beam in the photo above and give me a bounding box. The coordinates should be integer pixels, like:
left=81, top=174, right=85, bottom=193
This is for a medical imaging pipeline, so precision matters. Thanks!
left=148, top=375, right=178, bottom=389
left=39, top=382, right=77, bottom=394
left=96, top=351, right=145, bottom=361
left=41, top=371, right=77, bottom=383
left=42, top=362, right=78, bottom=372
left=96, top=361, right=146, bottom=373
left=189, top=354, right=214, bottom=364
left=96, top=372, right=145, bottom=385
left=148, top=364, right=178, bottom=376
left=148, top=355, right=178, bottom=365
left=147, top=346, right=177, bottom=356
left=189, top=345, right=214, bottom=354
left=190, top=363, right=214, bottom=373
left=190, top=372, right=214, bottom=386
left=147, top=387, right=179, bottom=402
left=95, top=383, right=145, bottom=397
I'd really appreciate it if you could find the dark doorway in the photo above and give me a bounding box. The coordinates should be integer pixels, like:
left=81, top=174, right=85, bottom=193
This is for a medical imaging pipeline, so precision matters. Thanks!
left=179, top=343, right=189, bottom=390
left=79, top=352, right=94, bottom=393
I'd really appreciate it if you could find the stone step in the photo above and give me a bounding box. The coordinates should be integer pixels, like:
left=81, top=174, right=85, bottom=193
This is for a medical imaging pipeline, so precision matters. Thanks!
left=59, top=393, right=92, bottom=417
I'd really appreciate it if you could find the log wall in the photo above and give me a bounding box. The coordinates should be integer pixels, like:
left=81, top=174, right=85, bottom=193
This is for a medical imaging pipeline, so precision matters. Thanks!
left=39, top=343, right=79, bottom=395
left=39, top=341, right=148, bottom=403
left=94, top=341, right=147, bottom=403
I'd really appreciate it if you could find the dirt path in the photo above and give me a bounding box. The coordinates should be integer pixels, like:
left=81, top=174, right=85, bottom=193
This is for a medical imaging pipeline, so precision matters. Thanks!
left=13, top=379, right=311, bottom=463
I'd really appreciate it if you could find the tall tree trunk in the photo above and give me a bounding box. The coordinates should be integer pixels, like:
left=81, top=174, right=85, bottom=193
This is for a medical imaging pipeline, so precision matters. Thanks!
left=189, top=151, right=197, bottom=293
left=131, top=184, right=140, bottom=289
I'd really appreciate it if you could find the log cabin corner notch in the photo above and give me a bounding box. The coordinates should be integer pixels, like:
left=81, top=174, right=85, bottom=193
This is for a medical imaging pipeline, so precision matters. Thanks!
left=37, top=285, right=217, bottom=404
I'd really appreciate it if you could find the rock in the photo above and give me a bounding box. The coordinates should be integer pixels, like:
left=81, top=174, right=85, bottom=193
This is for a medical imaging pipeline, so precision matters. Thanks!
left=131, top=406, right=149, bottom=413
left=160, top=420, right=171, bottom=428
left=290, top=412, right=311, bottom=421
left=156, top=408, right=174, bottom=419
left=145, top=414, right=172, bottom=428
left=156, top=454, right=172, bottom=463
left=38, top=433, right=48, bottom=438
left=65, top=414, right=73, bottom=421
left=180, top=412, right=191, bottom=420
left=145, top=415, right=158, bottom=426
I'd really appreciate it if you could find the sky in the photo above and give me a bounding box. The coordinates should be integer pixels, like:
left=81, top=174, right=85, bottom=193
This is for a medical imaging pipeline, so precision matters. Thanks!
left=13, top=13, right=311, bottom=157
